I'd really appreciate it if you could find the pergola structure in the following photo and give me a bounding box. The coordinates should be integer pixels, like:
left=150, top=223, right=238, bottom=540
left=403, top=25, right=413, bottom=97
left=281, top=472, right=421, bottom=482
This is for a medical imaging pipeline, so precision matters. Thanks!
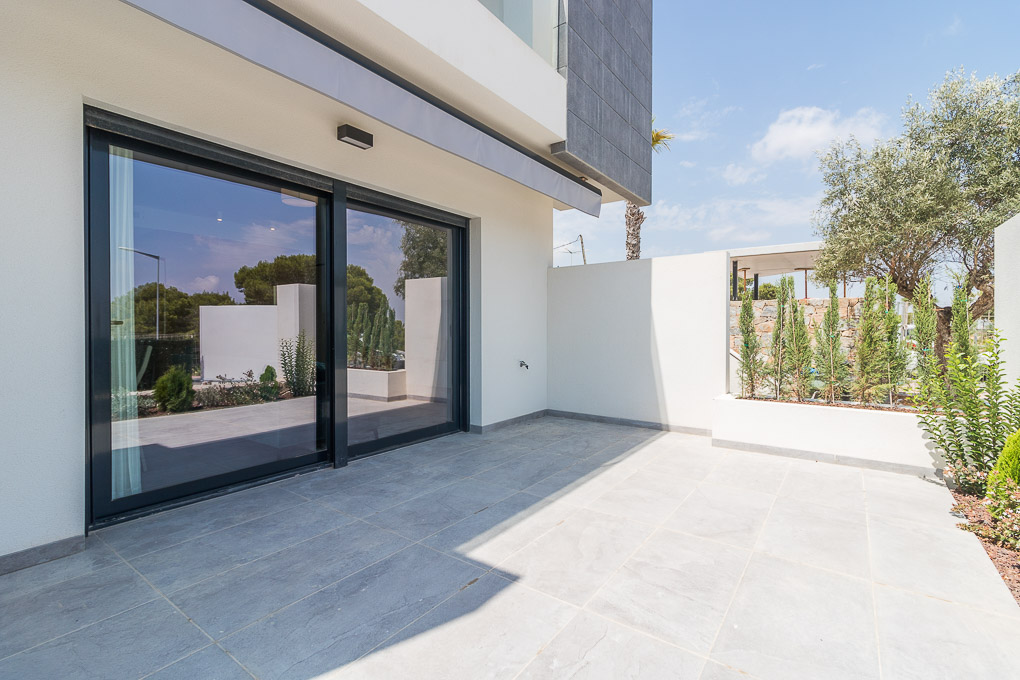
left=728, top=241, right=823, bottom=300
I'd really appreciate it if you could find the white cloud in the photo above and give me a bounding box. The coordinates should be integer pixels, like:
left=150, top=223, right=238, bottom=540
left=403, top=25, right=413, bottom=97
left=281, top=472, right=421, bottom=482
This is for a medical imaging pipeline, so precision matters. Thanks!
left=721, top=163, right=765, bottom=186
left=806, top=63, right=825, bottom=71
left=672, top=98, right=740, bottom=143
left=945, top=16, right=962, bottom=36
left=751, top=107, right=884, bottom=163
left=676, top=160, right=696, bottom=168
left=188, top=275, right=220, bottom=292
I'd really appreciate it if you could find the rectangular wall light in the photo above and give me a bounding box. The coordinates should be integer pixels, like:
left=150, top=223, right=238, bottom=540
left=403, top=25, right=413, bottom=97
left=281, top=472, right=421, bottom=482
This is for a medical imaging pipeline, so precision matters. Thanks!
left=337, top=124, right=373, bottom=149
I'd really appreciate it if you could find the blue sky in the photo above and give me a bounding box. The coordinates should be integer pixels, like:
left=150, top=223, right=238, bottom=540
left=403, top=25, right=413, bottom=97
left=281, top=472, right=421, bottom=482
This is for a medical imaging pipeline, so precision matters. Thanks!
left=553, top=0, right=1020, bottom=274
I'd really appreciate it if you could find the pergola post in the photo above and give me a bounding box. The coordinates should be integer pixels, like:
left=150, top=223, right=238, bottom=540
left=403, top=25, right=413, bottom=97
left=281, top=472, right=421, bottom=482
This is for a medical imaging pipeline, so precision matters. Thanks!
left=731, top=260, right=738, bottom=301
left=753, top=273, right=759, bottom=300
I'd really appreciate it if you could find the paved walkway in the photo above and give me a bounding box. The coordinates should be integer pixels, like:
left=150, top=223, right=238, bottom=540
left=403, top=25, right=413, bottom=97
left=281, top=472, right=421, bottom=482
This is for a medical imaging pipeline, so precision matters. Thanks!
left=2, top=417, right=1018, bottom=679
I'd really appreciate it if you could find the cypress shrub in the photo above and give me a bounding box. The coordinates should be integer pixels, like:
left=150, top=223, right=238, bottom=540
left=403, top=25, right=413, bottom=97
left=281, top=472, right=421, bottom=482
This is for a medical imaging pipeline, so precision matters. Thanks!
left=152, top=365, right=195, bottom=412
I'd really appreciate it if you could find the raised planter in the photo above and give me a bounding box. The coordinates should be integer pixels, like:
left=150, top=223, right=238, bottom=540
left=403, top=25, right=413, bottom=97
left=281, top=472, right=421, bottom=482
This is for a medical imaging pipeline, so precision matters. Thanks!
left=712, top=394, right=941, bottom=477
left=348, top=368, right=407, bottom=402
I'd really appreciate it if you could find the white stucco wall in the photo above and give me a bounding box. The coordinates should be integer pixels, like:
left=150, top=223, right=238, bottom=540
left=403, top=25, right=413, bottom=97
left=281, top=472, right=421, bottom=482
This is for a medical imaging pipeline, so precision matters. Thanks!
left=547, top=252, right=731, bottom=433
left=200, top=306, right=279, bottom=381
left=996, top=213, right=1020, bottom=384
left=0, top=0, right=553, bottom=557
left=405, top=277, right=450, bottom=401
left=712, top=396, right=938, bottom=474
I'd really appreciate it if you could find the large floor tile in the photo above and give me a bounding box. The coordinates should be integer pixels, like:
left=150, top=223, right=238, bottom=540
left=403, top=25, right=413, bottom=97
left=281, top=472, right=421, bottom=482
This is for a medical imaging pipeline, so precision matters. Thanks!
left=0, top=562, right=157, bottom=658
left=97, top=484, right=307, bottom=559
left=644, top=443, right=723, bottom=480
left=868, top=515, right=1020, bottom=617
left=874, top=584, right=1020, bottom=680
left=586, top=469, right=697, bottom=525
left=314, top=471, right=456, bottom=517
left=519, top=610, right=705, bottom=680
left=425, top=442, right=528, bottom=477
left=702, top=451, right=790, bottom=494
left=664, top=482, right=774, bottom=549
left=423, top=492, right=577, bottom=568
left=779, top=461, right=865, bottom=512
left=220, top=544, right=482, bottom=679
left=534, top=432, right=622, bottom=459
left=0, top=599, right=207, bottom=680
left=367, top=478, right=518, bottom=540
left=131, top=502, right=350, bottom=593
left=472, top=451, right=578, bottom=490
left=754, top=497, right=870, bottom=578
left=0, top=538, right=121, bottom=607
left=498, top=508, right=653, bottom=605
left=862, top=470, right=957, bottom=528
left=278, top=461, right=393, bottom=500
left=711, top=554, right=879, bottom=680
left=144, top=644, right=251, bottom=680
left=339, top=574, right=576, bottom=679
left=521, top=460, right=633, bottom=507
left=588, top=529, right=749, bottom=654
left=171, top=520, right=409, bottom=638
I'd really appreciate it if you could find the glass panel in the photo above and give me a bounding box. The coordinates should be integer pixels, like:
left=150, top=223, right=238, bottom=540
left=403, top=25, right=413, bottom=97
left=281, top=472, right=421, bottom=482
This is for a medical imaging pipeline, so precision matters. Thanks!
left=346, top=209, right=454, bottom=446
left=478, top=0, right=560, bottom=68
left=108, top=145, right=324, bottom=500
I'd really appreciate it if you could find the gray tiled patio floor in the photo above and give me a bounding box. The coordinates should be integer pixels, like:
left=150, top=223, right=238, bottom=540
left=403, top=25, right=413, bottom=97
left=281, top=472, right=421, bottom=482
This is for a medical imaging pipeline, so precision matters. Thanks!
left=3, top=417, right=1020, bottom=679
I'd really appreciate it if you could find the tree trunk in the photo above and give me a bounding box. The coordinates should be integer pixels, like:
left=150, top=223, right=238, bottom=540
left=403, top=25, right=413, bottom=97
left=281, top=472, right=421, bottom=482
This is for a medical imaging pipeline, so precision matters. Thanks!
left=935, top=306, right=952, bottom=368
left=625, top=201, right=645, bottom=261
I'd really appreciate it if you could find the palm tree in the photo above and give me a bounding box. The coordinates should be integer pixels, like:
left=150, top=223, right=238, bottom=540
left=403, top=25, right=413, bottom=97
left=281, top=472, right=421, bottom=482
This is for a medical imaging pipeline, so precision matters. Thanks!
left=625, top=123, right=675, bottom=260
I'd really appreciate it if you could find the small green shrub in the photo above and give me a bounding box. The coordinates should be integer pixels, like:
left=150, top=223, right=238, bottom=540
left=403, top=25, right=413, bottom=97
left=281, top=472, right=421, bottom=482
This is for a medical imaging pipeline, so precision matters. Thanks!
left=972, top=473, right=1020, bottom=548
left=994, top=430, right=1020, bottom=487
left=280, top=330, right=316, bottom=397
left=152, top=366, right=195, bottom=412
left=258, top=365, right=279, bottom=401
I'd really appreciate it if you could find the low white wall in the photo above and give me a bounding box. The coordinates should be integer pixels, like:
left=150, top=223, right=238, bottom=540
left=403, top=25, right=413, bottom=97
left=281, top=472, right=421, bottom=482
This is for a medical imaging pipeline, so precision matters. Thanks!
left=996, top=214, right=1020, bottom=384
left=405, top=276, right=449, bottom=401
left=712, top=395, right=939, bottom=474
left=348, top=368, right=407, bottom=401
left=547, top=251, right=730, bottom=433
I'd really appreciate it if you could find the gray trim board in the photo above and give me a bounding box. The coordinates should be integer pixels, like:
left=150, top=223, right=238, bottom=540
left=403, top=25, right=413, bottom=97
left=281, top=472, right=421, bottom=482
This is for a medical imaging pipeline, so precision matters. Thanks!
left=545, top=409, right=711, bottom=436
left=470, top=410, right=548, bottom=434
left=0, top=536, right=87, bottom=576
left=119, top=0, right=603, bottom=216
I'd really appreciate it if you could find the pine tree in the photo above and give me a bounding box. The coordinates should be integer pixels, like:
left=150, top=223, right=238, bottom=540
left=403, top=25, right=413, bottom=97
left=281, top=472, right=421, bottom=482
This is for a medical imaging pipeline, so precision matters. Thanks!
left=738, top=291, right=764, bottom=398
left=881, top=276, right=909, bottom=404
left=380, top=308, right=394, bottom=370
left=815, top=281, right=848, bottom=402
left=853, top=277, right=887, bottom=403
left=767, top=276, right=794, bottom=398
left=346, top=303, right=357, bottom=365
left=912, top=276, right=938, bottom=386
left=951, top=285, right=973, bottom=360
left=368, top=307, right=384, bottom=368
left=786, top=291, right=813, bottom=401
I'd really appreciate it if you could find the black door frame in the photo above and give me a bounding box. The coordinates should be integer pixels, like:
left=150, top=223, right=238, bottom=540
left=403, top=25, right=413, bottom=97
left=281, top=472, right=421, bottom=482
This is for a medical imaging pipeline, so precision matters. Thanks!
left=85, top=108, right=469, bottom=529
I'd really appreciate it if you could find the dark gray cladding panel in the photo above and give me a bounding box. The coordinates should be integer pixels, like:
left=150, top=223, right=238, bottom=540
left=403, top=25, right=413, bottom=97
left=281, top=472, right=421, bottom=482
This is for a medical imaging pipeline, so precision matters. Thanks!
left=553, top=0, right=653, bottom=205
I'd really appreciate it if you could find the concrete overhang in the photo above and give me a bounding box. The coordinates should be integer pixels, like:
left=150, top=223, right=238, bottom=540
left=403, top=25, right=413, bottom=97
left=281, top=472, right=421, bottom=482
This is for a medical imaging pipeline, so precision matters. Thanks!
left=727, top=241, right=823, bottom=278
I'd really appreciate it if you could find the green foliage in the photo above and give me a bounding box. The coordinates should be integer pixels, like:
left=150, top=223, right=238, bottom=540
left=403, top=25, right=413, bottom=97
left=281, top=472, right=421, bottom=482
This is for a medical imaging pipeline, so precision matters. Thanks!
left=766, top=276, right=794, bottom=398
left=919, top=332, right=1020, bottom=494
left=852, top=278, right=888, bottom=403
left=993, top=431, right=1020, bottom=488
left=280, top=330, right=316, bottom=397
left=786, top=291, right=813, bottom=402
left=814, top=281, right=849, bottom=402
left=881, top=276, right=909, bottom=404
left=152, top=365, right=195, bottom=412
left=972, top=473, right=1020, bottom=548
left=394, top=223, right=448, bottom=299
left=111, top=283, right=234, bottom=336
left=347, top=265, right=389, bottom=321
left=738, top=291, right=764, bottom=398
left=912, top=276, right=938, bottom=386
left=756, top=282, right=779, bottom=300
left=951, top=286, right=973, bottom=360
left=814, top=70, right=1020, bottom=350
left=234, top=254, right=317, bottom=305
left=258, top=365, right=279, bottom=401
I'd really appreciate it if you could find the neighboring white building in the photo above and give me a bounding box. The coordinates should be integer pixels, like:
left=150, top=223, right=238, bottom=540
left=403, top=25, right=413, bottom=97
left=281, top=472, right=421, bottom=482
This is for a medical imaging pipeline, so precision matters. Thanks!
left=0, top=1, right=654, bottom=566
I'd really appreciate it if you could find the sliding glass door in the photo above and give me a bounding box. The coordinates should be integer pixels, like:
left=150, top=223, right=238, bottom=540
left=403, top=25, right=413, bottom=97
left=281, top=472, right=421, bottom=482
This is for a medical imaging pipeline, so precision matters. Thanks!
left=87, top=111, right=468, bottom=524
left=88, top=128, right=331, bottom=519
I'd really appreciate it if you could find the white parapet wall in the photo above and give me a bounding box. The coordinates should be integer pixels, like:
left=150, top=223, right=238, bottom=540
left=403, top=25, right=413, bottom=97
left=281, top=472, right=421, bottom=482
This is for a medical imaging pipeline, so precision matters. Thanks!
left=996, top=213, right=1020, bottom=384
left=712, top=395, right=940, bottom=476
left=348, top=368, right=407, bottom=402
left=547, top=251, right=730, bottom=434
left=405, top=276, right=450, bottom=402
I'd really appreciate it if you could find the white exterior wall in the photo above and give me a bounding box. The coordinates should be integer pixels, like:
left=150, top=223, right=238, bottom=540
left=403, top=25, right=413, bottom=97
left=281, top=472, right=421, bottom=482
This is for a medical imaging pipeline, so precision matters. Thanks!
left=547, top=252, right=731, bottom=433
left=199, top=306, right=279, bottom=381
left=996, top=214, right=1020, bottom=384
left=405, top=277, right=449, bottom=401
left=348, top=368, right=407, bottom=401
left=0, top=0, right=553, bottom=557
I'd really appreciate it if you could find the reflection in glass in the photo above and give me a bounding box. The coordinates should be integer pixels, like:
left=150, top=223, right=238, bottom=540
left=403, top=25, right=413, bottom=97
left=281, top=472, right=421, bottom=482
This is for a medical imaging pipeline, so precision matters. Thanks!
left=347, top=210, right=453, bottom=446
left=108, top=145, right=324, bottom=500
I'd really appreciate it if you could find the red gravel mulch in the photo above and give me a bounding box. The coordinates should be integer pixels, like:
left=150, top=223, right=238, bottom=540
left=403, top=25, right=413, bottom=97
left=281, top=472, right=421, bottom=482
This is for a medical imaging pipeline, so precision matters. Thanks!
left=951, top=489, right=1020, bottom=606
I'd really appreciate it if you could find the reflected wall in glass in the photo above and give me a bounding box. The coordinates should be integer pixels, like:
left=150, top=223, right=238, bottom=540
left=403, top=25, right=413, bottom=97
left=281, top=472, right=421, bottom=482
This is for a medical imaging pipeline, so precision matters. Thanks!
left=106, top=144, right=325, bottom=500
left=346, top=209, right=454, bottom=447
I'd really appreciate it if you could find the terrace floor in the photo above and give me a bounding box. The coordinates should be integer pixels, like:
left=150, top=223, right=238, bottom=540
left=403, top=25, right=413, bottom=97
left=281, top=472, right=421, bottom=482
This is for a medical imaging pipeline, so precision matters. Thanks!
left=2, top=417, right=1019, bottom=679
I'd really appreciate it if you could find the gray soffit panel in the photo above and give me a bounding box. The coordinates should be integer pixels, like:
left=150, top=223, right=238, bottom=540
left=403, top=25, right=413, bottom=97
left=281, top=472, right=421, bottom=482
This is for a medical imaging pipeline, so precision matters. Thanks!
left=119, top=0, right=603, bottom=216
